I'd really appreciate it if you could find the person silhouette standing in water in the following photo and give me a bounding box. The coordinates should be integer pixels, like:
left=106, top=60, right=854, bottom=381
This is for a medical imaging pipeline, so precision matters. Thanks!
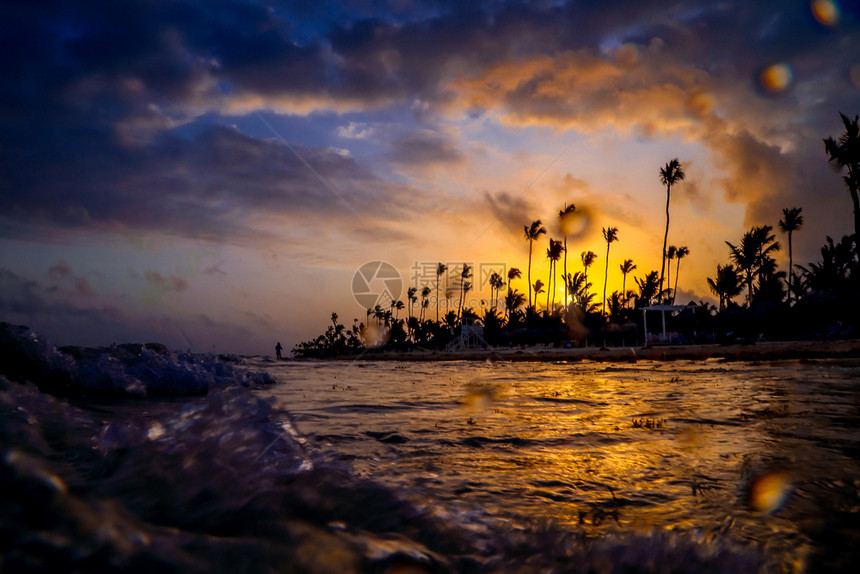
left=275, top=341, right=283, bottom=360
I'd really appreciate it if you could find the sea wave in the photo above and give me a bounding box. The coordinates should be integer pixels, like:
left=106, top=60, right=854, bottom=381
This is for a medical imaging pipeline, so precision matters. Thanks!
left=1, top=323, right=773, bottom=573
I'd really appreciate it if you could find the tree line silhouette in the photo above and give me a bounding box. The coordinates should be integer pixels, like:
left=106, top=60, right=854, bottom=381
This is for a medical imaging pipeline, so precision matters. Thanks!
left=293, top=112, right=860, bottom=357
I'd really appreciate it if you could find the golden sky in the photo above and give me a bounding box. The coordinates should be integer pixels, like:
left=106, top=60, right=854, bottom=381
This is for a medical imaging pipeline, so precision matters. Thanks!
left=0, top=0, right=858, bottom=352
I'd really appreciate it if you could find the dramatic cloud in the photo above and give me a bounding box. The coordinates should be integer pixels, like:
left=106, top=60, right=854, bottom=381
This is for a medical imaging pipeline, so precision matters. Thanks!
left=389, top=130, right=465, bottom=167
left=145, top=270, right=189, bottom=293
left=1, top=0, right=858, bottom=350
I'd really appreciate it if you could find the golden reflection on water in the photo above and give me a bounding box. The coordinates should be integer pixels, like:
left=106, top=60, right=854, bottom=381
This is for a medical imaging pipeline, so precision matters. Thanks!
left=264, top=358, right=860, bottom=571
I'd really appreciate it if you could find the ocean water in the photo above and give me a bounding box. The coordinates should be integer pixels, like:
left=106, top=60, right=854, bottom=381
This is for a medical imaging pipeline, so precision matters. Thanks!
left=2, top=324, right=859, bottom=573
left=253, top=358, right=860, bottom=573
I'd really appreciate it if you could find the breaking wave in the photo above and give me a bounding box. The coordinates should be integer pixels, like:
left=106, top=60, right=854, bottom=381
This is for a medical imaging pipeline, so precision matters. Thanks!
left=1, top=323, right=773, bottom=572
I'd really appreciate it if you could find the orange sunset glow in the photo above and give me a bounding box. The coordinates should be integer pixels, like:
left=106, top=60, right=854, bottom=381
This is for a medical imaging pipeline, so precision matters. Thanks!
left=0, top=0, right=858, bottom=353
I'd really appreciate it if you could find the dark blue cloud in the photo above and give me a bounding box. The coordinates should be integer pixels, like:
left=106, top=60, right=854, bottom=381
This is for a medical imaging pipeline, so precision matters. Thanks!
left=1, top=0, right=857, bottom=243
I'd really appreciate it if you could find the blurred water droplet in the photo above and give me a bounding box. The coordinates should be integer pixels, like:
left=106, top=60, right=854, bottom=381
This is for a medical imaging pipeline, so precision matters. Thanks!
left=811, top=0, right=839, bottom=27
left=749, top=470, right=792, bottom=513
left=759, top=64, right=793, bottom=93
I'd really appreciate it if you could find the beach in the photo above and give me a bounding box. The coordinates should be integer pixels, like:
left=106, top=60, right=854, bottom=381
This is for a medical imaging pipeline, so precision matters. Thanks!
left=335, top=339, right=860, bottom=362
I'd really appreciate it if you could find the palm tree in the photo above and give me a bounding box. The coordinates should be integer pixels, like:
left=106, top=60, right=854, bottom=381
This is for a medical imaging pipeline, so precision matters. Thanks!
left=778, top=207, right=804, bottom=304
left=619, top=259, right=637, bottom=308
left=533, top=279, right=545, bottom=309
left=504, top=288, right=526, bottom=317
left=726, top=225, right=780, bottom=305
left=546, top=238, right=564, bottom=311
left=665, top=246, right=676, bottom=302
left=488, top=272, right=505, bottom=309
left=580, top=250, right=597, bottom=302
left=435, top=263, right=447, bottom=323
left=823, top=113, right=860, bottom=247
left=420, top=286, right=431, bottom=322
left=457, top=263, right=472, bottom=320
left=707, top=264, right=743, bottom=311
left=507, top=266, right=522, bottom=292
left=602, top=227, right=619, bottom=314
left=524, top=220, right=547, bottom=309
left=635, top=271, right=660, bottom=308
left=658, top=158, right=685, bottom=297
left=558, top=203, right=577, bottom=305
left=606, top=291, right=626, bottom=321
left=672, top=246, right=689, bottom=304
left=407, top=287, right=417, bottom=323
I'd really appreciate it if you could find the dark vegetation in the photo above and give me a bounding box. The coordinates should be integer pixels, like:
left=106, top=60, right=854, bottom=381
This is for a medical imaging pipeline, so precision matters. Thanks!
left=294, top=113, right=860, bottom=357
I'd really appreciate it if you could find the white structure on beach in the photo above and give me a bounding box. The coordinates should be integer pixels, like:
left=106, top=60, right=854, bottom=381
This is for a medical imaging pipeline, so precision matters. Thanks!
left=641, top=304, right=689, bottom=343
left=447, top=318, right=485, bottom=350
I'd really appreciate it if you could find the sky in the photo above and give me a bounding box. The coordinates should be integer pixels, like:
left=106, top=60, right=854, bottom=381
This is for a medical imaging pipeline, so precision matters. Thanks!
left=1, top=0, right=859, bottom=354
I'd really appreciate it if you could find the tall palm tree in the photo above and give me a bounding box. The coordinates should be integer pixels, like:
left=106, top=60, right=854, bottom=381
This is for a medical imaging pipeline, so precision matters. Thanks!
left=488, top=272, right=505, bottom=309
left=546, top=238, right=564, bottom=311
left=524, top=220, right=547, bottom=310
left=457, top=263, right=472, bottom=320
left=558, top=203, right=577, bottom=306
left=581, top=250, right=597, bottom=302
left=665, top=246, right=676, bottom=302
left=420, top=286, right=431, bottom=322
left=823, top=113, right=860, bottom=247
left=658, top=158, right=686, bottom=297
left=620, top=259, right=637, bottom=308
left=707, top=264, right=743, bottom=311
left=601, top=226, right=619, bottom=315
left=778, top=207, right=804, bottom=304
left=407, top=287, right=417, bottom=323
left=435, top=263, right=447, bottom=323
left=672, top=246, right=689, bottom=304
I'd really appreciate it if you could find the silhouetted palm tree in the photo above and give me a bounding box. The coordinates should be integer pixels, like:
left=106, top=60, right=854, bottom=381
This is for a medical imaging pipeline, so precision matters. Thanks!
left=665, top=246, right=676, bottom=302
left=533, top=279, right=545, bottom=309
left=823, top=113, right=860, bottom=247
left=606, top=291, right=626, bottom=321
left=602, top=227, right=619, bottom=315
left=435, top=263, right=447, bottom=322
left=507, top=266, right=522, bottom=308
left=619, top=259, right=637, bottom=308
left=420, top=286, right=431, bottom=322
left=565, top=272, right=584, bottom=307
left=558, top=203, right=576, bottom=305
left=672, top=246, right=689, bottom=304
left=406, top=287, right=417, bottom=326
left=457, top=263, right=472, bottom=320
left=488, top=272, right=505, bottom=309
left=546, top=238, right=564, bottom=311
left=635, top=271, right=660, bottom=308
left=778, top=207, right=804, bottom=304
left=524, top=220, right=547, bottom=310
left=658, top=158, right=685, bottom=297
left=726, top=225, right=780, bottom=306
left=504, top=288, right=526, bottom=317
left=797, top=235, right=858, bottom=298
left=580, top=250, right=597, bottom=302
left=707, top=264, right=743, bottom=311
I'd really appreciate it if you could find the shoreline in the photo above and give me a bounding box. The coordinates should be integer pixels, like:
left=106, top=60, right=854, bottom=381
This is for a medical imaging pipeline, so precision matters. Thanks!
left=329, top=339, right=860, bottom=362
